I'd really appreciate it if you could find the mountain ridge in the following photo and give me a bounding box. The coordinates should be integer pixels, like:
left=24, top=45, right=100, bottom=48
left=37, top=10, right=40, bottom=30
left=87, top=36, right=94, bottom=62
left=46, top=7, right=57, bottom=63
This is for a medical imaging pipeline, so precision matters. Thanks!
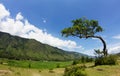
left=0, top=31, right=87, bottom=61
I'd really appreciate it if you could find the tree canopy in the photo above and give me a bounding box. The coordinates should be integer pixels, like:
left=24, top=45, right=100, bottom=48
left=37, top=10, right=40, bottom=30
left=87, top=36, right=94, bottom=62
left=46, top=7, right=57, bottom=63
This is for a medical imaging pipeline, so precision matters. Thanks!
left=61, top=17, right=108, bottom=56
left=62, top=18, right=103, bottom=38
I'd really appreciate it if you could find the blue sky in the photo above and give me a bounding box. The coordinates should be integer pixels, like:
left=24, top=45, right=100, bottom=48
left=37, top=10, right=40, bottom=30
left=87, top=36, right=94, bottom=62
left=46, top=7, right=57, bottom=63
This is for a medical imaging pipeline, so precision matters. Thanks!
left=0, top=0, right=120, bottom=56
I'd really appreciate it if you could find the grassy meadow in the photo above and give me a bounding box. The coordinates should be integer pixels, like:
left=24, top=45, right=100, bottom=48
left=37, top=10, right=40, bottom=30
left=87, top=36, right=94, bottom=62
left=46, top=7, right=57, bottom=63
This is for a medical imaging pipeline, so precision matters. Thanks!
left=0, top=58, right=72, bottom=69
left=0, top=59, right=120, bottom=76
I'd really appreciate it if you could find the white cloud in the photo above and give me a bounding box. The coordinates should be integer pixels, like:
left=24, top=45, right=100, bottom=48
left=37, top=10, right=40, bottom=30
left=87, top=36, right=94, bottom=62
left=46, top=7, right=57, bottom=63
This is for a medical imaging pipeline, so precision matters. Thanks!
left=16, top=12, right=23, bottom=20
left=0, top=4, right=10, bottom=19
left=112, top=34, right=120, bottom=39
left=0, top=3, right=83, bottom=52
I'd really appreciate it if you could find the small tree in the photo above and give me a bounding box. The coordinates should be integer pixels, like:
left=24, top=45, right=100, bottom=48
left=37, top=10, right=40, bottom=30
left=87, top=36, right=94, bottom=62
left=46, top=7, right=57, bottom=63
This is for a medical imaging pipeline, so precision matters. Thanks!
left=61, top=17, right=108, bottom=56
left=94, top=49, right=104, bottom=57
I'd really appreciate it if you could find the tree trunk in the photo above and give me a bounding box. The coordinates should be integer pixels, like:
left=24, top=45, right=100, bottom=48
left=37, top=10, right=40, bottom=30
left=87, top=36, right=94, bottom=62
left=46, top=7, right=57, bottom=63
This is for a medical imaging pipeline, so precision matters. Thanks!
left=87, top=36, right=108, bottom=56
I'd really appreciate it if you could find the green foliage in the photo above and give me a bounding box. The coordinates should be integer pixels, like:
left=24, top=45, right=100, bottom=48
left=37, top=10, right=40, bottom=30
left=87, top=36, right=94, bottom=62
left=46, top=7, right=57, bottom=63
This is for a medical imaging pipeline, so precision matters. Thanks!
left=94, top=49, right=104, bottom=57
left=72, top=56, right=94, bottom=65
left=84, top=57, right=94, bottom=63
left=0, top=31, right=84, bottom=61
left=56, top=63, right=60, bottom=68
left=64, top=65, right=87, bottom=76
left=72, top=60, right=81, bottom=65
left=28, top=62, right=31, bottom=68
left=61, top=17, right=103, bottom=38
left=95, top=55, right=117, bottom=66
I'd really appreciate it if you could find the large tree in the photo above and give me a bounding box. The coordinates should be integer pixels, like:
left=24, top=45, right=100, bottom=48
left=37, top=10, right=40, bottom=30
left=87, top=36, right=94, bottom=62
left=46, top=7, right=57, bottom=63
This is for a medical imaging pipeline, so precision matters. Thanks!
left=61, top=17, right=108, bottom=56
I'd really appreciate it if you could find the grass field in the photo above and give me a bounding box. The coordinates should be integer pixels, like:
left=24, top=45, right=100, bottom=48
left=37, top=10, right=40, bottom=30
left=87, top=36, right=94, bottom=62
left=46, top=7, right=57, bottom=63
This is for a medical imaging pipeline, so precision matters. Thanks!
left=0, top=59, right=120, bottom=76
left=0, top=58, right=72, bottom=69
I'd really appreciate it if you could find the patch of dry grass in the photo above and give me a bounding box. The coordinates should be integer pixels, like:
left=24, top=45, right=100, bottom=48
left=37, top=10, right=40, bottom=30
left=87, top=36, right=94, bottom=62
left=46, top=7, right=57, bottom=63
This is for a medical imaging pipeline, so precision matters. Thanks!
left=85, top=61, right=120, bottom=76
left=86, top=65, right=120, bottom=76
left=0, top=64, right=64, bottom=76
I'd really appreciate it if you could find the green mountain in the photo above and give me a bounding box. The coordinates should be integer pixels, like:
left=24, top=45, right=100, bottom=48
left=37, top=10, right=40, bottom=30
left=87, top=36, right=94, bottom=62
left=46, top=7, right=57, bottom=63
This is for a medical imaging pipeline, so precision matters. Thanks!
left=0, top=31, right=86, bottom=61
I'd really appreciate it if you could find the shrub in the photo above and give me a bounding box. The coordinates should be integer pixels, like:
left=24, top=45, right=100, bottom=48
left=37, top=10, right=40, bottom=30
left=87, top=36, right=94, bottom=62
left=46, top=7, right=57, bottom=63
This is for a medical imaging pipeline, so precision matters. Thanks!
left=56, top=63, right=60, bottom=68
left=28, top=63, right=31, bottom=68
left=72, top=60, right=81, bottom=65
left=72, top=57, right=94, bottom=65
left=95, top=55, right=117, bottom=66
left=64, top=66, right=87, bottom=76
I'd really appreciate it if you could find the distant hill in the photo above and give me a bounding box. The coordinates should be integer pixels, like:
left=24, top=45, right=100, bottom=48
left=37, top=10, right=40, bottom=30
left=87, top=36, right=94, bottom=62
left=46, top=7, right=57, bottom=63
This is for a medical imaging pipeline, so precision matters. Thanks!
left=0, top=31, right=86, bottom=61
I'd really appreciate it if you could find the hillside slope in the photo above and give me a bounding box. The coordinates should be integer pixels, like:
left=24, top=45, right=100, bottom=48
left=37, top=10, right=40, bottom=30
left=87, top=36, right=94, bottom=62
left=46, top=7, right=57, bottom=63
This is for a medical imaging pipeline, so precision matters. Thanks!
left=0, top=31, right=86, bottom=61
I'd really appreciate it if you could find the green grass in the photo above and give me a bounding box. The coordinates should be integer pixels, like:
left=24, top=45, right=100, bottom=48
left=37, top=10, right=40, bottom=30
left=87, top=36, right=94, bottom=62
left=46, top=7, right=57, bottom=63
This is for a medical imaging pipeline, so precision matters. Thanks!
left=0, top=58, right=72, bottom=69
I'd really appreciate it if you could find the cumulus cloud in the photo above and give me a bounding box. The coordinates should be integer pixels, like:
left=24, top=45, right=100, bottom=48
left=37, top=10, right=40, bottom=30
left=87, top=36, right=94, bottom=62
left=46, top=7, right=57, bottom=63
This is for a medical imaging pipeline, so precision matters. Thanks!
left=0, top=3, right=82, bottom=52
left=16, top=12, right=23, bottom=20
left=112, top=34, right=120, bottom=39
left=0, top=4, right=10, bottom=19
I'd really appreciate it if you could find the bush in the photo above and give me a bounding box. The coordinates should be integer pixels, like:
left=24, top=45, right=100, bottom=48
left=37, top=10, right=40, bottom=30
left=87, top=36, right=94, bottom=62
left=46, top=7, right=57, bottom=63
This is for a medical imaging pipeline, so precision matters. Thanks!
left=72, top=57, right=94, bottom=65
left=56, top=63, right=60, bottom=68
left=72, top=60, right=81, bottom=65
left=95, top=55, right=117, bottom=66
left=64, top=66, right=87, bottom=76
